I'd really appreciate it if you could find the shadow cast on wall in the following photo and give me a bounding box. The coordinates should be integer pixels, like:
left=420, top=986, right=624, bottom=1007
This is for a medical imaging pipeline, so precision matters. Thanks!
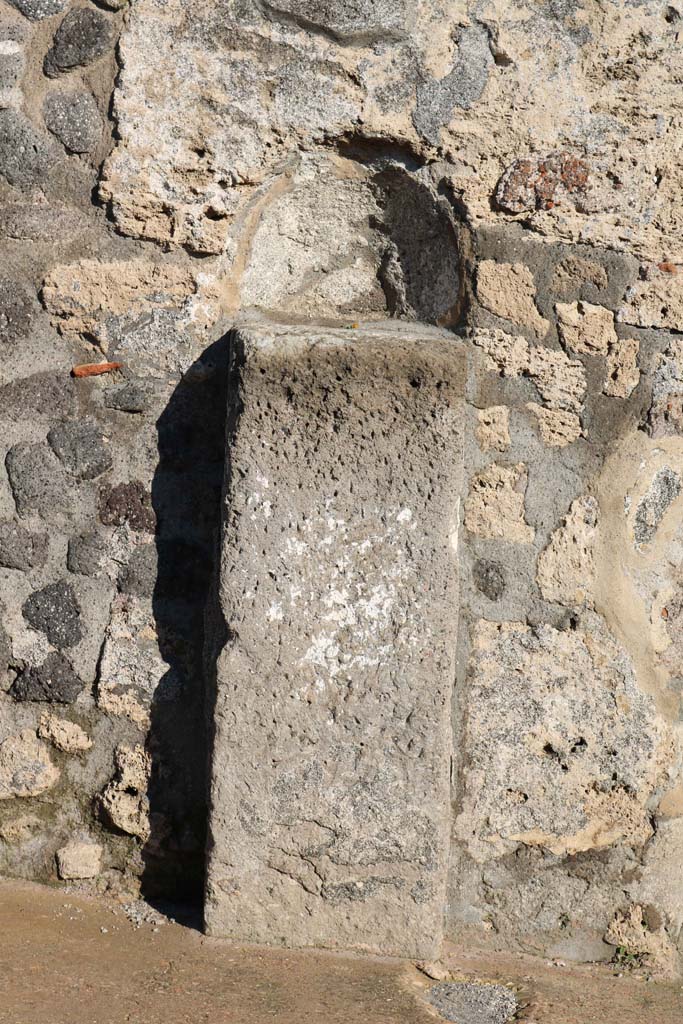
left=136, top=154, right=471, bottom=918
left=141, top=334, right=231, bottom=916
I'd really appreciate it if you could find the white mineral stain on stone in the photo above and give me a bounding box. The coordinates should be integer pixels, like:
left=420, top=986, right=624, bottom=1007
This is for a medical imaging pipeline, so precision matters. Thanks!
left=267, top=602, right=283, bottom=622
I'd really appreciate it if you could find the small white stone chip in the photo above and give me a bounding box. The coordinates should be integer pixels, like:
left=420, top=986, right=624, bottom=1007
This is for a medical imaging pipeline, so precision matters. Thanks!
left=56, top=840, right=102, bottom=880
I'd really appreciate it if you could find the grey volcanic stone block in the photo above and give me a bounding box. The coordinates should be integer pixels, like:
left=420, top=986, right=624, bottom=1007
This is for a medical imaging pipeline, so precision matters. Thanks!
left=48, top=420, right=112, bottom=480
left=43, top=90, right=103, bottom=154
left=22, top=580, right=82, bottom=649
left=6, top=442, right=76, bottom=521
left=205, top=320, right=465, bottom=958
left=67, top=531, right=105, bottom=576
left=0, top=519, right=48, bottom=571
left=7, top=0, right=66, bottom=19
left=44, top=8, right=113, bottom=77
left=0, top=110, right=53, bottom=188
left=11, top=652, right=83, bottom=703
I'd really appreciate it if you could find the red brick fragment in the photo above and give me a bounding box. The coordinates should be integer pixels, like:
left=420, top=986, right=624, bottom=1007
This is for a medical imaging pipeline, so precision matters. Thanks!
left=495, top=152, right=589, bottom=214
left=72, top=362, right=123, bottom=378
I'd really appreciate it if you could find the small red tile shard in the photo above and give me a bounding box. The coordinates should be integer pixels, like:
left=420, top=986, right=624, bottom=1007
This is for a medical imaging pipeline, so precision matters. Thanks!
left=494, top=152, right=589, bottom=214
left=71, top=362, right=123, bottom=378
left=657, top=262, right=678, bottom=274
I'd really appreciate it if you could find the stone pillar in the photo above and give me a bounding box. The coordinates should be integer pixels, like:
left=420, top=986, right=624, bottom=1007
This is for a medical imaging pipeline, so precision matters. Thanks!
left=205, top=319, right=465, bottom=958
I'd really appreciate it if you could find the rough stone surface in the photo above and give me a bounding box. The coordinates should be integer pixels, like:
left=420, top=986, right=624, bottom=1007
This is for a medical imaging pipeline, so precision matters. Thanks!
left=98, top=481, right=155, bottom=533
left=99, top=744, right=151, bottom=840
left=12, top=652, right=83, bottom=704
left=262, top=0, right=409, bottom=44
left=556, top=301, right=616, bottom=356
left=428, top=982, right=517, bottom=1024
left=475, top=407, right=510, bottom=453
left=477, top=262, right=548, bottom=337
left=42, top=260, right=196, bottom=338
left=104, top=381, right=151, bottom=414
left=471, top=329, right=586, bottom=426
left=472, top=559, right=505, bottom=603
left=44, top=9, right=114, bottom=77
left=527, top=347, right=586, bottom=415
left=0, top=110, right=53, bottom=189
left=553, top=256, right=608, bottom=294
left=635, top=819, right=683, bottom=936
left=0, top=519, right=48, bottom=571
left=97, top=594, right=174, bottom=726
left=471, top=329, right=531, bottom=378
left=56, top=839, right=102, bottom=879
left=526, top=403, right=582, bottom=447
left=604, top=337, right=640, bottom=399
left=605, top=905, right=678, bottom=977
left=0, top=731, right=59, bottom=798
left=413, top=26, right=493, bottom=144
left=236, top=158, right=462, bottom=324
left=0, top=0, right=680, bottom=973
left=205, top=321, right=465, bottom=957
left=48, top=421, right=112, bottom=481
left=537, top=497, right=598, bottom=607
left=620, top=271, right=683, bottom=331
left=22, top=581, right=83, bottom=649
left=38, top=712, right=92, bottom=752
left=648, top=341, right=683, bottom=437
left=43, top=91, right=103, bottom=154
left=455, top=618, right=671, bottom=864
left=102, top=0, right=683, bottom=265
left=0, top=278, right=35, bottom=346
left=464, top=464, right=534, bottom=544
left=118, top=544, right=156, bottom=597
left=5, top=443, right=76, bottom=522
left=494, top=152, right=589, bottom=216
left=633, top=467, right=681, bottom=550
left=6, top=0, right=64, bottom=16
left=67, top=532, right=105, bottom=576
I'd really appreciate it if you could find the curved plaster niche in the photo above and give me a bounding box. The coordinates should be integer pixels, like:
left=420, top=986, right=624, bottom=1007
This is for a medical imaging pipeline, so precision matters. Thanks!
left=236, top=155, right=464, bottom=326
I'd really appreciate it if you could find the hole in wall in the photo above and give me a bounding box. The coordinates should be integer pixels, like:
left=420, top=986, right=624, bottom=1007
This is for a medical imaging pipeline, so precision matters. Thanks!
left=236, top=153, right=467, bottom=328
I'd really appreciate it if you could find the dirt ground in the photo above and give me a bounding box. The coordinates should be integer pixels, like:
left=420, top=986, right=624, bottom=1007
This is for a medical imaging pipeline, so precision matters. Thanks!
left=0, top=879, right=681, bottom=1024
